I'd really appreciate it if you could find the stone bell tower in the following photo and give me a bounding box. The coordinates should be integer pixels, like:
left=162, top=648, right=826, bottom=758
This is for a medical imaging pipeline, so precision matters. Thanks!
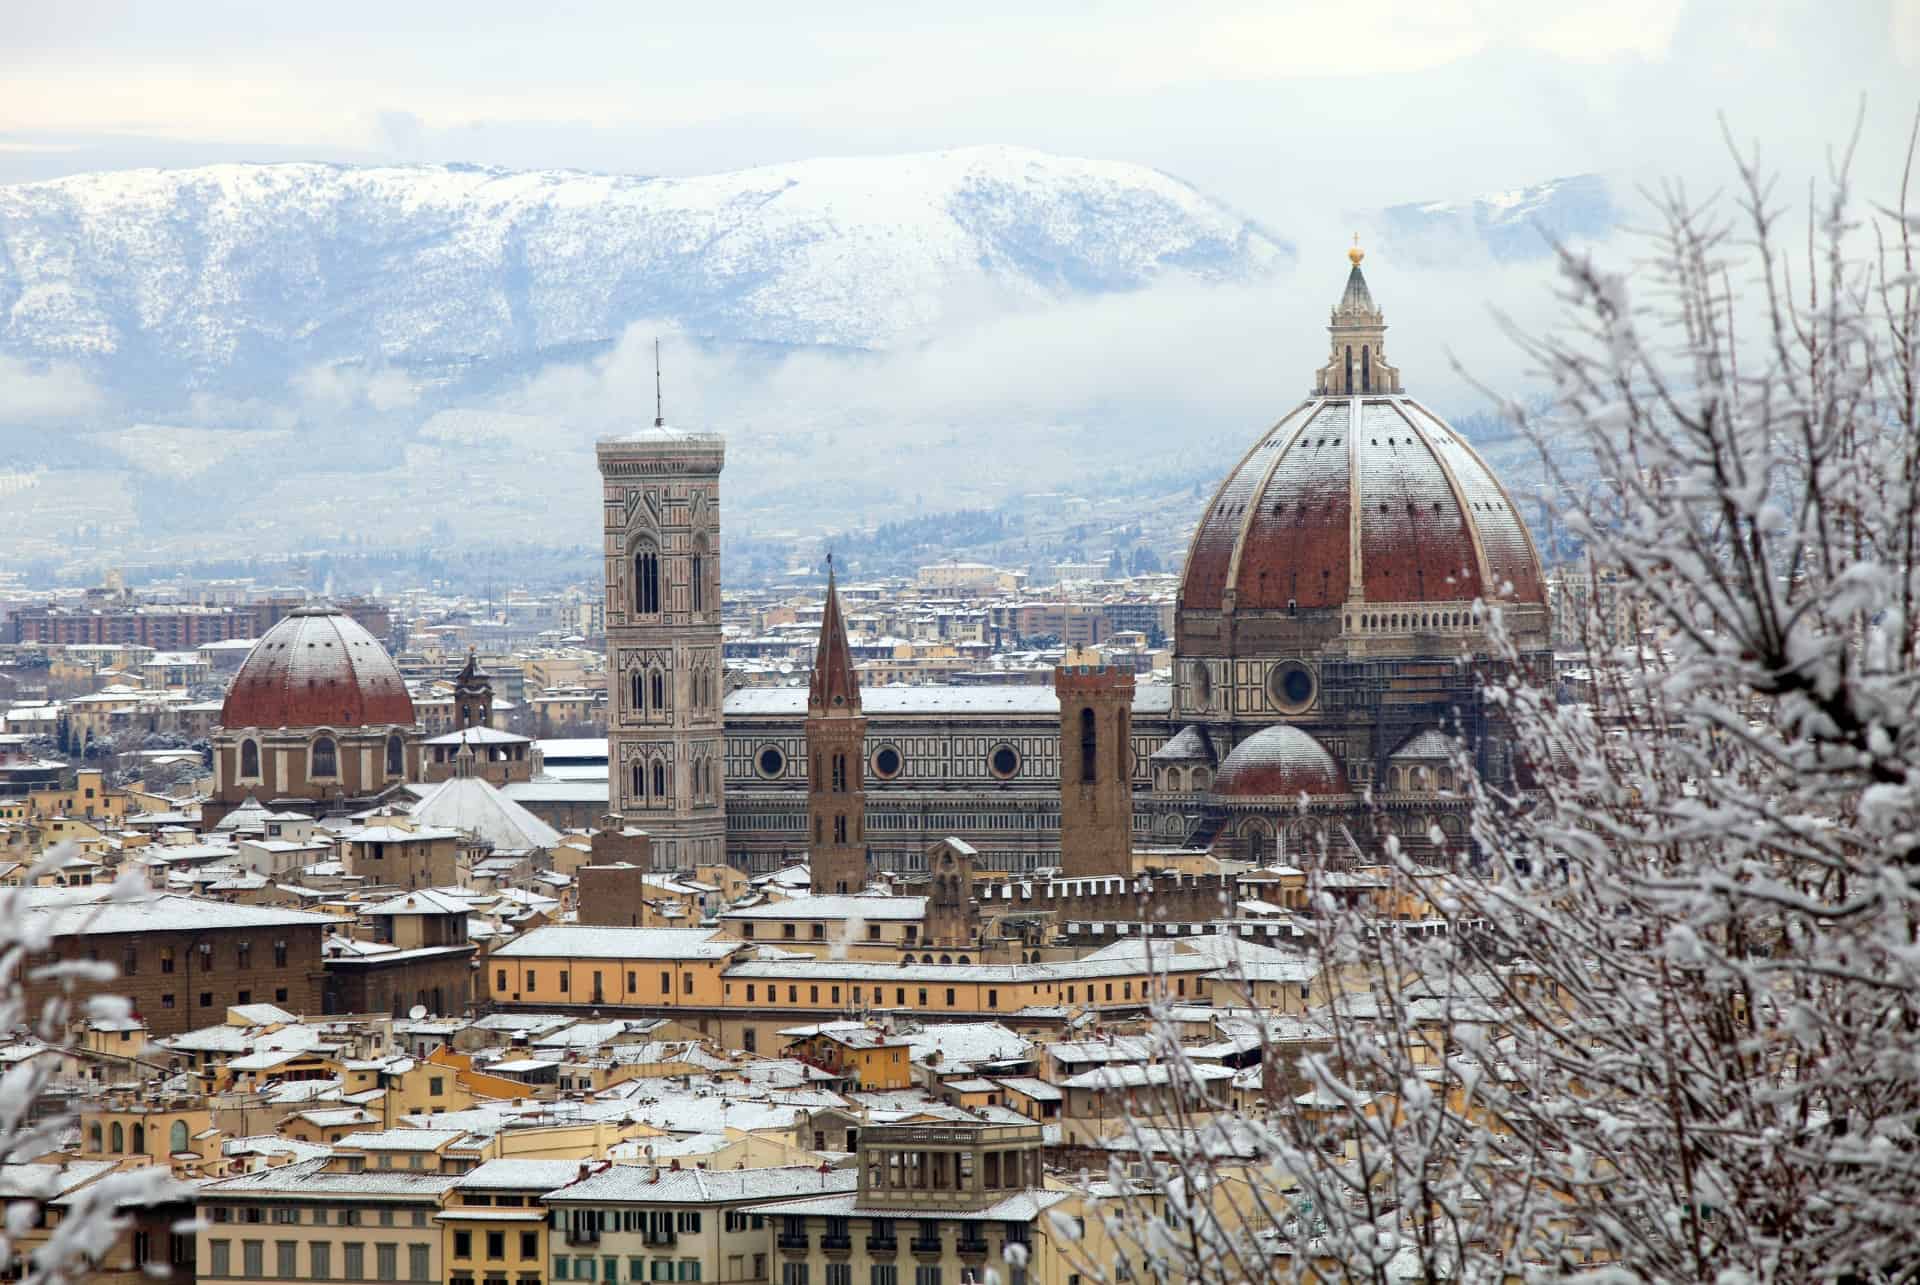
left=807, top=562, right=868, bottom=895
left=452, top=649, right=493, bottom=731
left=1055, top=663, right=1135, bottom=878
left=597, top=412, right=727, bottom=870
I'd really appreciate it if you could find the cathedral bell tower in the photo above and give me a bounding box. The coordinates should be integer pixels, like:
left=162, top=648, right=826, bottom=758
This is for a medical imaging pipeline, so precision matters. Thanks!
left=807, top=562, right=868, bottom=895
left=597, top=406, right=728, bottom=870
left=1314, top=238, right=1402, bottom=396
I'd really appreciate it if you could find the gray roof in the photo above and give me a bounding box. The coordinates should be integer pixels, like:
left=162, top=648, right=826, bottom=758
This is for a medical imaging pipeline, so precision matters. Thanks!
left=406, top=775, right=561, bottom=852
left=24, top=889, right=335, bottom=938
left=421, top=727, right=532, bottom=746
left=493, top=925, right=739, bottom=961
left=198, top=1156, right=461, bottom=1200
left=756, top=1188, right=1069, bottom=1222
left=1151, top=724, right=1216, bottom=764
left=726, top=684, right=1172, bottom=718
left=547, top=1164, right=856, bottom=1205
left=454, top=1159, right=585, bottom=1192
left=721, top=895, right=924, bottom=922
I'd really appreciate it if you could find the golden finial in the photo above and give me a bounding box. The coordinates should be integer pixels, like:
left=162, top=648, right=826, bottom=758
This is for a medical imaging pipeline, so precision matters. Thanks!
left=1348, top=233, right=1364, bottom=267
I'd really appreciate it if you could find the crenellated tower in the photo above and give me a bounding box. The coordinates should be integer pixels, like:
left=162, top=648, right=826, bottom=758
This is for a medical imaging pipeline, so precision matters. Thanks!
left=806, top=563, right=868, bottom=894
left=1056, top=663, right=1135, bottom=878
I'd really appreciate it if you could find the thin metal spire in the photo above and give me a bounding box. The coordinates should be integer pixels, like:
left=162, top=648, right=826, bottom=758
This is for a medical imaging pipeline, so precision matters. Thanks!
left=654, top=336, right=664, bottom=427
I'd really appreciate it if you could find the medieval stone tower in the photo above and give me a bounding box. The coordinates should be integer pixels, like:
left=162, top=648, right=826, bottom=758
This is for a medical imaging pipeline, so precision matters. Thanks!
left=924, top=837, right=978, bottom=949
left=807, top=564, right=868, bottom=894
left=1055, top=664, right=1135, bottom=878
left=597, top=421, right=727, bottom=869
left=452, top=650, right=493, bottom=731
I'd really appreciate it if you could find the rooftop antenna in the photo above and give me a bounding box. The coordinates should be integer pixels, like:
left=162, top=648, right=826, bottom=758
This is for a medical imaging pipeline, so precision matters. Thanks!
left=654, top=337, right=665, bottom=428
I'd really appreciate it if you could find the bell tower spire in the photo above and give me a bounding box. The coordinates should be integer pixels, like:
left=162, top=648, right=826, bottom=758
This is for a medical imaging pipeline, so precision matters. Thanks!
left=807, top=556, right=868, bottom=895
left=1315, top=238, right=1402, bottom=396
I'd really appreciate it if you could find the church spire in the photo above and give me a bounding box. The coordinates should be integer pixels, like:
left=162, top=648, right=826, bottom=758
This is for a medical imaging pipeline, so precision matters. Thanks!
left=808, top=558, right=862, bottom=714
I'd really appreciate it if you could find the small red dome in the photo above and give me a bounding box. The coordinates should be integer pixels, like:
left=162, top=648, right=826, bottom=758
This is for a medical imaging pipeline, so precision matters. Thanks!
left=219, top=606, right=414, bottom=730
left=1214, top=726, right=1346, bottom=797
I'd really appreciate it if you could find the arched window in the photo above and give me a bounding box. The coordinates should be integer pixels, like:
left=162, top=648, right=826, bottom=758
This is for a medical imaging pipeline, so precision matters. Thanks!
left=651, top=670, right=666, bottom=711
left=240, top=738, right=260, bottom=778
left=386, top=735, right=403, bottom=777
left=1362, top=344, right=1372, bottom=392
left=89, top=1123, right=102, bottom=1152
left=311, top=736, right=338, bottom=779
left=132, top=1123, right=145, bottom=1153
left=1344, top=345, right=1354, bottom=393
left=1079, top=708, right=1097, bottom=783
left=632, top=761, right=645, bottom=802
left=169, top=1120, right=188, bottom=1153
left=109, top=1122, right=123, bottom=1153
left=631, top=670, right=645, bottom=714
left=633, top=545, right=661, bottom=615
left=653, top=761, right=667, bottom=801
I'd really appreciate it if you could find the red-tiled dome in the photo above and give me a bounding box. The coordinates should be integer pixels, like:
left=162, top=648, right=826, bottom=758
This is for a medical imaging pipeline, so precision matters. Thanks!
left=1180, top=395, right=1545, bottom=614
left=219, top=606, right=414, bottom=730
left=1213, top=726, right=1346, bottom=797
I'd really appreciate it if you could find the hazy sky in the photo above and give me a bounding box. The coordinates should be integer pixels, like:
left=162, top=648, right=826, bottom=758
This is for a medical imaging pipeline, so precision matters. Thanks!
left=4, top=0, right=1916, bottom=218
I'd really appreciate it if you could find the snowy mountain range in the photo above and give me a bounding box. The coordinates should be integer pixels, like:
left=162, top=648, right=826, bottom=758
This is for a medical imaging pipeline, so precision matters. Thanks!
left=1375, top=173, right=1619, bottom=264
left=0, top=146, right=1289, bottom=398
left=0, top=150, right=1618, bottom=567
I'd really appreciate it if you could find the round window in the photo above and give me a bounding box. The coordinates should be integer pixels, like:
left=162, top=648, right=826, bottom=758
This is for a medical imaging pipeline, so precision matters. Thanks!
left=1268, top=661, right=1317, bottom=712
left=872, top=745, right=903, bottom=780
left=755, top=746, right=786, bottom=779
left=989, top=744, right=1020, bottom=779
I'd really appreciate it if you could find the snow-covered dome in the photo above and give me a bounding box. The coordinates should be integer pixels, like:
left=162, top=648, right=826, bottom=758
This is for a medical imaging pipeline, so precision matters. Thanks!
left=219, top=605, right=414, bottom=730
left=1213, top=726, right=1346, bottom=797
left=1178, top=257, right=1544, bottom=620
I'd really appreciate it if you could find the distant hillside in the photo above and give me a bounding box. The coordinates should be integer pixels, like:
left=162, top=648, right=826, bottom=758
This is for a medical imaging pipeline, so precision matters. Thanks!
left=0, top=146, right=1291, bottom=398
left=1376, top=173, right=1620, bottom=263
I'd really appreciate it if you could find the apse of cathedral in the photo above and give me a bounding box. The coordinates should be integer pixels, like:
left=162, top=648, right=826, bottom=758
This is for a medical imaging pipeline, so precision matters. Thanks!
left=697, top=249, right=1549, bottom=873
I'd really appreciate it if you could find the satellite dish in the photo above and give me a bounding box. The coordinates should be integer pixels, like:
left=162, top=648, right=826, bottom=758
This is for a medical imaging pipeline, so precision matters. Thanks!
left=408, top=1004, right=427, bottom=1020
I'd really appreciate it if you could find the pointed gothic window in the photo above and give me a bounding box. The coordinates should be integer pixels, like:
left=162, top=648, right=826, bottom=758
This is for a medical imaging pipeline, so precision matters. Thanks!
left=633, top=546, right=661, bottom=615
left=240, top=738, right=260, bottom=778
left=1080, top=708, right=1097, bottom=783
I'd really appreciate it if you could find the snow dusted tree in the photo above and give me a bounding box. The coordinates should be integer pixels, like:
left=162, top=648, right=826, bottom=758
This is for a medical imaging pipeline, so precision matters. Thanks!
left=1084, top=113, right=1920, bottom=1283
left=0, top=852, right=175, bottom=1281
